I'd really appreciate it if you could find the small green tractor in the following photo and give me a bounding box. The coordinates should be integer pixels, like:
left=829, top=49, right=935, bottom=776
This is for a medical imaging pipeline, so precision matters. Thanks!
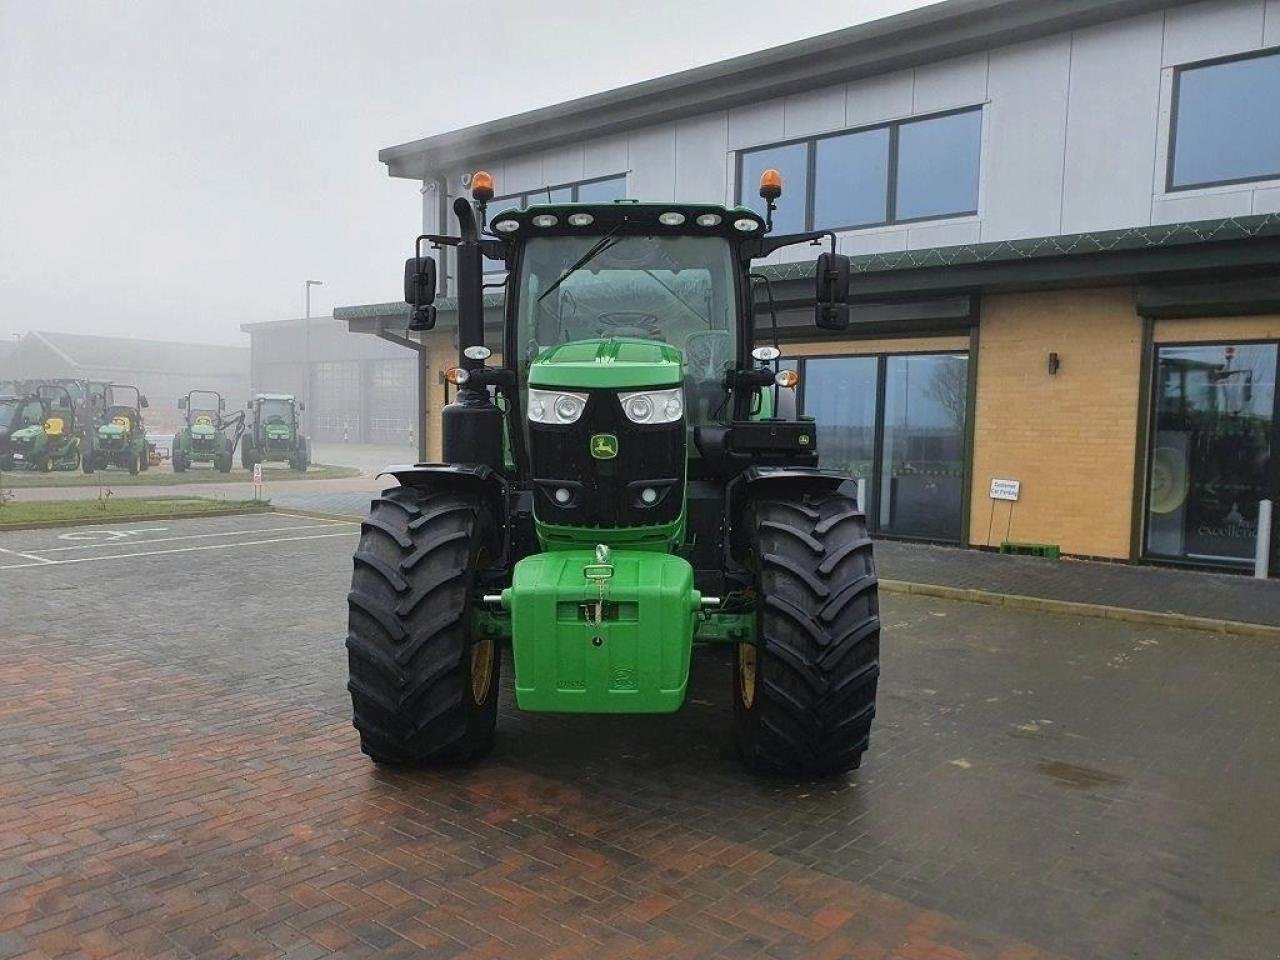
left=346, top=169, right=880, bottom=776
left=83, top=384, right=150, bottom=474
left=7, top=385, right=82, bottom=472
left=173, top=390, right=244, bottom=473
left=0, top=393, right=49, bottom=470
left=241, top=393, right=310, bottom=472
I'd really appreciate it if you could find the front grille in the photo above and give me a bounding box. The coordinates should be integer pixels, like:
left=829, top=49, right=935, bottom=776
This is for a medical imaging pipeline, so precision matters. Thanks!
left=530, top=390, right=683, bottom=527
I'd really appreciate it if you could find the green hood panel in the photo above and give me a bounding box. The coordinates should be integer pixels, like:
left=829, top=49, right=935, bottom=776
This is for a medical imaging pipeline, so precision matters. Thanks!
left=10, top=425, right=41, bottom=441
left=190, top=423, right=216, bottom=438
left=529, top=338, right=683, bottom=389
left=265, top=424, right=292, bottom=440
left=98, top=423, right=125, bottom=438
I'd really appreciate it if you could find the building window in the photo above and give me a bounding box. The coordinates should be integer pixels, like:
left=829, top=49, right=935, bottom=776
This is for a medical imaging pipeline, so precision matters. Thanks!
left=801, top=351, right=970, bottom=542
left=485, top=175, right=628, bottom=272
left=1145, top=343, right=1276, bottom=567
left=737, top=107, right=982, bottom=232
left=1169, top=49, right=1280, bottom=191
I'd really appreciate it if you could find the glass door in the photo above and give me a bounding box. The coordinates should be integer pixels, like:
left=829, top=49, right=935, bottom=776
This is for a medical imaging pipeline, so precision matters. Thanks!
left=1146, top=342, right=1277, bottom=567
left=801, top=351, right=971, bottom=541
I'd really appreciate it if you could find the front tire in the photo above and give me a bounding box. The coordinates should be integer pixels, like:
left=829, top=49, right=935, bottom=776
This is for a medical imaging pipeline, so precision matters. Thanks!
left=733, top=492, right=880, bottom=776
left=346, top=485, right=500, bottom=765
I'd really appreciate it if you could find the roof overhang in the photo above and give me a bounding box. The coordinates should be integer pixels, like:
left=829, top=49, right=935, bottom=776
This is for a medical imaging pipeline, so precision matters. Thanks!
left=380, top=0, right=1199, bottom=179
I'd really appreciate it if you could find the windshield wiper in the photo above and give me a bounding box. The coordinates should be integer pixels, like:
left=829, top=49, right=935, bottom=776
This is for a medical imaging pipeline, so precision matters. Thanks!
left=537, top=227, right=622, bottom=303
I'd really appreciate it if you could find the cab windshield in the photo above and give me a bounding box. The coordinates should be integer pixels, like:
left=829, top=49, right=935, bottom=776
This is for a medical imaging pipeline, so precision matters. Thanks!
left=0, top=401, right=18, bottom=429
left=260, top=399, right=293, bottom=423
left=514, top=234, right=738, bottom=425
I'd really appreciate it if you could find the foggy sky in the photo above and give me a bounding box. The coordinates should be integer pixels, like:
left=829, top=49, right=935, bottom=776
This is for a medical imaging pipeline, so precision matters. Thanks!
left=1, top=0, right=938, bottom=346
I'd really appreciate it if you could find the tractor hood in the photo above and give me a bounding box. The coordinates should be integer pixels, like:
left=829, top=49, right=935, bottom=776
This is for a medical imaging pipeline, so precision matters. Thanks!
left=10, top=424, right=42, bottom=442
left=265, top=423, right=292, bottom=440
left=190, top=422, right=217, bottom=439
left=97, top=422, right=126, bottom=439
left=528, top=338, right=683, bottom=390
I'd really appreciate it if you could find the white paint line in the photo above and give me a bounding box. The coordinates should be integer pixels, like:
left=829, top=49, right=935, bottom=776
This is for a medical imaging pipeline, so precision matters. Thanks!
left=0, top=545, right=55, bottom=565
left=36, top=523, right=357, bottom=553
left=0, top=531, right=358, bottom=570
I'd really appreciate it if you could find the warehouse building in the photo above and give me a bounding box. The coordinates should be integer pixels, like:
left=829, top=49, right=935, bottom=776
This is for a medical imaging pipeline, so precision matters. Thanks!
left=0, top=330, right=249, bottom=434
left=337, top=0, right=1280, bottom=573
left=239, top=316, right=421, bottom=445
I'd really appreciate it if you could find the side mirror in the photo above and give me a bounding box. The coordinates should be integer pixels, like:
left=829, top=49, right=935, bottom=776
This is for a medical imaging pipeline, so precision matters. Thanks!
left=141, top=396, right=149, bottom=408
left=814, top=252, right=852, bottom=331
left=246, top=401, right=253, bottom=410
left=219, top=398, right=226, bottom=411
left=298, top=401, right=305, bottom=412
left=177, top=397, right=187, bottom=410
left=404, top=256, right=437, bottom=306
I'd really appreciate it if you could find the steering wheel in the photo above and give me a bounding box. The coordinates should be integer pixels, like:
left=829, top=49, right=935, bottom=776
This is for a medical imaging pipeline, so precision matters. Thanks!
left=595, top=312, right=663, bottom=340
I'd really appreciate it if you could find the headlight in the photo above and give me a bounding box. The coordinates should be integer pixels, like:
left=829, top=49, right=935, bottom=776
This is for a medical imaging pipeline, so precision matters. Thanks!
left=618, top=387, right=683, bottom=425
left=527, top=388, right=587, bottom=424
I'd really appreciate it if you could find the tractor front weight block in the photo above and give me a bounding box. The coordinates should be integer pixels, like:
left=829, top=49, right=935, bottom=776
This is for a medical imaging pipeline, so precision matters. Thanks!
left=505, top=549, right=698, bottom=714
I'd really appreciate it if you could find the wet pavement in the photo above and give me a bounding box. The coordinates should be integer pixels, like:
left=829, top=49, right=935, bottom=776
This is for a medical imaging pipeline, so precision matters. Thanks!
left=1, top=513, right=1277, bottom=958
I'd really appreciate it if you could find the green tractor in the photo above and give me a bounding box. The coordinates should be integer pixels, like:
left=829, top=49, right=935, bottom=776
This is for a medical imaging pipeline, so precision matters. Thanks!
left=173, top=390, right=244, bottom=473
left=241, top=393, right=310, bottom=472
left=0, top=393, right=49, bottom=470
left=346, top=169, right=880, bottom=776
left=83, top=384, right=150, bottom=474
left=7, top=385, right=82, bottom=472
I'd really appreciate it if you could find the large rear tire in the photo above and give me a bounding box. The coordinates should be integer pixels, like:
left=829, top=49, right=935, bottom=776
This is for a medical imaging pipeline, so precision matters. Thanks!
left=346, top=485, right=500, bottom=765
left=732, top=491, right=880, bottom=776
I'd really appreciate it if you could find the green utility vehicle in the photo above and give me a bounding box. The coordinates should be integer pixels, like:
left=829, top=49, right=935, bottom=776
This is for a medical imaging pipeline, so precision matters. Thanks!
left=0, top=393, right=48, bottom=470
left=345, top=170, right=880, bottom=776
left=8, top=385, right=82, bottom=472
left=83, top=384, right=150, bottom=474
left=173, top=390, right=243, bottom=473
left=241, top=393, right=310, bottom=472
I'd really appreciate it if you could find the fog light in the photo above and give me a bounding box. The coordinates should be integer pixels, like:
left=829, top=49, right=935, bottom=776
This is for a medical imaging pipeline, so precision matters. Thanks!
left=640, top=487, right=658, bottom=505
left=493, top=219, right=520, bottom=233
left=733, top=217, right=760, bottom=232
left=695, top=213, right=722, bottom=227
left=532, top=214, right=558, bottom=227
left=658, top=211, right=686, bottom=226
left=567, top=212, right=594, bottom=226
left=555, top=487, right=571, bottom=504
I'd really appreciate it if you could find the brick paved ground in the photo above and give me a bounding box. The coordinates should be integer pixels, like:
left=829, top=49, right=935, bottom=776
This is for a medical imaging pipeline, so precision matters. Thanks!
left=0, top=514, right=1277, bottom=959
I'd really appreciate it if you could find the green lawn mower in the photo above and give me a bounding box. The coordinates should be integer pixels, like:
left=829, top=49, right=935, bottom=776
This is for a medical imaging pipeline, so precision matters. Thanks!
left=7, top=385, right=82, bottom=472
left=0, top=393, right=49, bottom=471
left=346, top=169, right=880, bottom=776
left=83, top=384, right=150, bottom=474
left=241, top=394, right=310, bottom=472
left=173, top=390, right=244, bottom=473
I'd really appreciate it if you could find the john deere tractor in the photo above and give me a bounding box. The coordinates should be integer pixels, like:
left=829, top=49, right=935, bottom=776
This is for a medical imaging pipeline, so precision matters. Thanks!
left=173, top=390, right=243, bottom=473
left=7, top=385, right=82, bottom=472
left=241, top=394, right=310, bottom=472
left=83, top=384, right=150, bottom=474
left=0, top=393, right=48, bottom=470
left=346, top=170, right=880, bottom=776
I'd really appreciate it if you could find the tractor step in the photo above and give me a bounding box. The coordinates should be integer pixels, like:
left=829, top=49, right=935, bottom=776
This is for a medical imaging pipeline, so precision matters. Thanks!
left=505, top=548, right=699, bottom=714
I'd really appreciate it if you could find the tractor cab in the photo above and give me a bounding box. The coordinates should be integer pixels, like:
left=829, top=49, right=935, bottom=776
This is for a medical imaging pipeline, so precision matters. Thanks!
left=346, top=169, right=878, bottom=777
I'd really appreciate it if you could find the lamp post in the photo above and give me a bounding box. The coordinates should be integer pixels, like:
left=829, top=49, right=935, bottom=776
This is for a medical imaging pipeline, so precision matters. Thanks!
left=304, top=280, right=323, bottom=432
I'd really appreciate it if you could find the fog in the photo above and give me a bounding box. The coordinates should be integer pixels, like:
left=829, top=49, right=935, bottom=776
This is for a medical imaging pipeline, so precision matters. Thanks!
left=1, top=0, right=938, bottom=346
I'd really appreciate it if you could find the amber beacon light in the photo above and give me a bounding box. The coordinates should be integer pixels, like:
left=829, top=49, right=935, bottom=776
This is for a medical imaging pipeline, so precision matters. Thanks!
left=470, top=170, right=495, bottom=203
left=758, top=168, right=783, bottom=201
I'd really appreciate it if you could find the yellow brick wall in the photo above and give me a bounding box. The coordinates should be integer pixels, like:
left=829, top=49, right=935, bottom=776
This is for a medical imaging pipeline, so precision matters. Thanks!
left=784, top=335, right=970, bottom=359
left=969, top=288, right=1143, bottom=559
left=1153, top=315, right=1280, bottom=343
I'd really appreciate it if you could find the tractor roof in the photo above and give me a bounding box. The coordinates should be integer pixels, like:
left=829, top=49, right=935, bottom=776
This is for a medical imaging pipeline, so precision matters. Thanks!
left=255, top=392, right=295, bottom=401
left=486, top=200, right=766, bottom=240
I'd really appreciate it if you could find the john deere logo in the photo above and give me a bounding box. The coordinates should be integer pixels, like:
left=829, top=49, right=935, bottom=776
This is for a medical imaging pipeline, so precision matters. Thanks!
left=590, top=433, right=618, bottom=459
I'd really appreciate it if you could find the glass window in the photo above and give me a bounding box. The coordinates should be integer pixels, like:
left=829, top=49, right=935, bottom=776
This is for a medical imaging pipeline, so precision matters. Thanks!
left=895, top=111, right=982, bottom=221
left=1171, top=51, right=1280, bottom=189
left=739, top=141, right=808, bottom=234
left=880, top=354, right=969, bottom=540
left=814, top=127, right=890, bottom=229
left=575, top=176, right=627, bottom=203
left=1146, top=343, right=1275, bottom=566
left=803, top=357, right=878, bottom=492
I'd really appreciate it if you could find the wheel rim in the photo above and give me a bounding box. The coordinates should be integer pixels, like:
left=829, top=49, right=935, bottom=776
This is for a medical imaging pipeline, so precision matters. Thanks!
left=470, top=637, right=494, bottom=704
left=738, top=643, right=757, bottom=709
